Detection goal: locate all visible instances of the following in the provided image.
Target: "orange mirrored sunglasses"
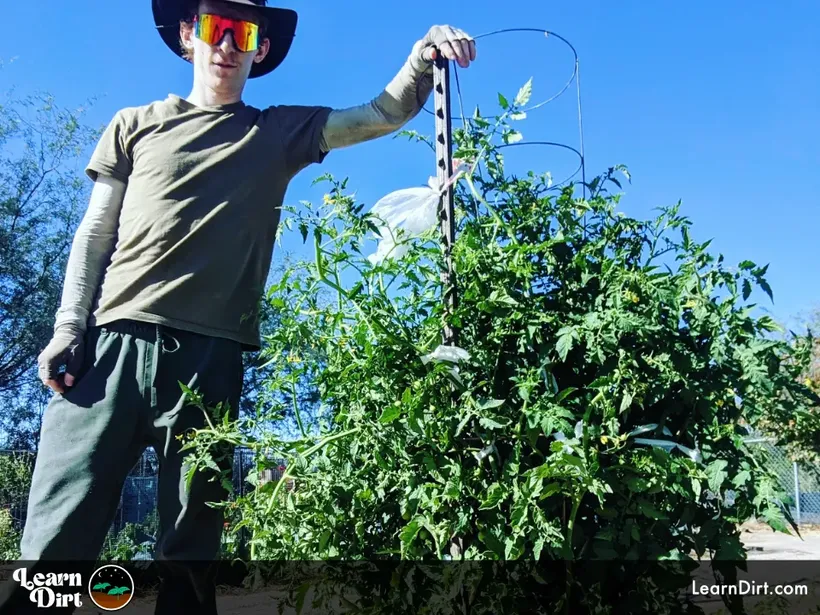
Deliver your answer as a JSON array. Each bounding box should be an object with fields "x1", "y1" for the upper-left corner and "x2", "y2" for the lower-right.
[{"x1": 194, "y1": 13, "x2": 260, "y2": 52}]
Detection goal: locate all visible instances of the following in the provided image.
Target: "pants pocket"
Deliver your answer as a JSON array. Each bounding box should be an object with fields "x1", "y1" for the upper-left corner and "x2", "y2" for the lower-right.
[
  {"x1": 72, "y1": 327, "x2": 102, "y2": 385},
  {"x1": 62, "y1": 327, "x2": 110, "y2": 402}
]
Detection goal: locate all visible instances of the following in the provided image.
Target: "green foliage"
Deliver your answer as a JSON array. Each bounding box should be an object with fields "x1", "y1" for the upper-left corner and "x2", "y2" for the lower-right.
[
  {"x1": 0, "y1": 453, "x2": 32, "y2": 559},
  {"x1": 0, "y1": 508, "x2": 21, "y2": 559},
  {"x1": 100, "y1": 510, "x2": 158, "y2": 561},
  {"x1": 755, "y1": 307, "x2": 820, "y2": 466},
  {"x1": 182, "y1": 83, "x2": 817, "y2": 613},
  {"x1": 238, "y1": 269, "x2": 327, "y2": 434},
  {"x1": 99, "y1": 523, "x2": 153, "y2": 561},
  {"x1": 0, "y1": 87, "x2": 103, "y2": 447},
  {"x1": 0, "y1": 452, "x2": 33, "y2": 505}
]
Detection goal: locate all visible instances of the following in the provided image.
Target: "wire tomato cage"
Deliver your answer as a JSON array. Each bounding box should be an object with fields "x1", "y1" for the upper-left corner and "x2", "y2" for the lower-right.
[
  {"x1": 420, "y1": 28, "x2": 585, "y2": 190},
  {"x1": 420, "y1": 28, "x2": 586, "y2": 348}
]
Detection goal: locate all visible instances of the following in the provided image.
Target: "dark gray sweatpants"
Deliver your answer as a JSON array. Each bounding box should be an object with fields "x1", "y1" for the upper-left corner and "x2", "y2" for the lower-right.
[{"x1": 0, "y1": 318, "x2": 244, "y2": 614}]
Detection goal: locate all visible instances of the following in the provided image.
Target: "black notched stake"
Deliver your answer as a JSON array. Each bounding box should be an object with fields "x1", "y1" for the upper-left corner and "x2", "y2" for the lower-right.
[
  {"x1": 433, "y1": 54, "x2": 466, "y2": 562},
  {"x1": 433, "y1": 55, "x2": 458, "y2": 348}
]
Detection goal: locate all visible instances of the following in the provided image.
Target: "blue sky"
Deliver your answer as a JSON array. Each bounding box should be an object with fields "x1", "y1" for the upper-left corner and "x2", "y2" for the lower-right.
[{"x1": 2, "y1": 0, "x2": 818, "y2": 329}]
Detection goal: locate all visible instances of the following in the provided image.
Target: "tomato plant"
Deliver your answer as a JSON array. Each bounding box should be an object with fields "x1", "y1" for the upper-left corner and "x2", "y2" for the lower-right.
[{"x1": 181, "y1": 83, "x2": 817, "y2": 614}]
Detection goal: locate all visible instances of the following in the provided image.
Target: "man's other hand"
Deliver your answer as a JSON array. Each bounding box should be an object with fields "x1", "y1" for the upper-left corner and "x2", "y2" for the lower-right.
[{"x1": 38, "y1": 329, "x2": 85, "y2": 394}]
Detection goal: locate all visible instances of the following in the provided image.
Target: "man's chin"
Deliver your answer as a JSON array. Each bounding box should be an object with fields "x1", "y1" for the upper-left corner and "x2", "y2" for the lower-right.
[{"x1": 202, "y1": 72, "x2": 242, "y2": 88}]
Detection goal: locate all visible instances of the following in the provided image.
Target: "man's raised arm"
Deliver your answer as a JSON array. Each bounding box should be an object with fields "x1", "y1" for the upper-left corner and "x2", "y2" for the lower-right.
[{"x1": 319, "y1": 25, "x2": 477, "y2": 153}]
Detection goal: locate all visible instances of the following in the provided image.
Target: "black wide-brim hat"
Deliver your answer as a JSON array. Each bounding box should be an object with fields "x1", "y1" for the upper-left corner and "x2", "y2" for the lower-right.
[{"x1": 152, "y1": 0, "x2": 297, "y2": 78}]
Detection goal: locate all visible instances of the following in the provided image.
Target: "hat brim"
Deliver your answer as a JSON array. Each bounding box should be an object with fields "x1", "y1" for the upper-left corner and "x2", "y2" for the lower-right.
[{"x1": 152, "y1": 0, "x2": 297, "y2": 78}]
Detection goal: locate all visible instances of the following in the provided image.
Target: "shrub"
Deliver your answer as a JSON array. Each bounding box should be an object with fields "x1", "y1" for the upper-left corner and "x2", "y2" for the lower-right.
[
  {"x1": 755, "y1": 309, "x2": 820, "y2": 466},
  {"x1": 181, "y1": 83, "x2": 817, "y2": 613},
  {"x1": 100, "y1": 510, "x2": 158, "y2": 561},
  {"x1": 0, "y1": 508, "x2": 21, "y2": 560},
  {"x1": 0, "y1": 452, "x2": 33, "y2": 510}
]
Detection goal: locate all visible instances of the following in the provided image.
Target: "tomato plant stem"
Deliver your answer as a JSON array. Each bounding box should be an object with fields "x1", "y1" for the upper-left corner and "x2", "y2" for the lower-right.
[
  {"x1": 291, "y1": 373, "x2": 306, "y2": 438},
  {"x1": 251, "y1": 427, "x2": 362, "y2": 559},
  {"x1": 565, "y1": 494, "x2": 582, "y2": 615}
]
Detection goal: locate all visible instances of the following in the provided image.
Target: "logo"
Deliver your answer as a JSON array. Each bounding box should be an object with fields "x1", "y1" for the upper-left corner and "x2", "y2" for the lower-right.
[
  {"x1": 88, "y1": 564, "x2": 135, "y2": 611},
  {"x1": 12, "y1": 568, "x2": 84, "y2": 609}
]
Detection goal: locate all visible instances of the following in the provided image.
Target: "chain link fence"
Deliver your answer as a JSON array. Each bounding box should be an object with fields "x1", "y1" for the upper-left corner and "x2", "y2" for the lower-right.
[
  {"x1": 109, "y1": 447, "x2": 282, "y2": 534},
  {"x1": 744, "y1": 437, "x2": 820, "y2": 525},
  {"x1": 0, "y1": 447, "x2": 285, "y2": 550}
]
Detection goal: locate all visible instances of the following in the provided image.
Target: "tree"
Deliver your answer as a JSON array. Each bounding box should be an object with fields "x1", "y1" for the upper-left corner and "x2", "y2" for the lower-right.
[
  {"x1": 756, "y1": 305, "x2": 820, "y2": 466},
  {"x1": 182, "y1": 83, "x2": 817, "y2": 613},
  {"x1": 796, "y1": 306, "x2": 820, "y2": 385},
  {"x1": 0, "y1": 85, "x2": 103, "y2": 449}
]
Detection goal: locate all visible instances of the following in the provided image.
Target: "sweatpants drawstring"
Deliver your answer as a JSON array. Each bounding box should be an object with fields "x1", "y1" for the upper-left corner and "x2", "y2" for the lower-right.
[{"x1": 150, "y1": 324, "x2": 181, "y2": 408}]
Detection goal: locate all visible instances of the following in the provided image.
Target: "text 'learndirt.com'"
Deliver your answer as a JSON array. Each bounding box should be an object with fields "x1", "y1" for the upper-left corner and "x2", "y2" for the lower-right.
[{"x1": 691, "y1": 579, "x2": 809, "y2": 597}]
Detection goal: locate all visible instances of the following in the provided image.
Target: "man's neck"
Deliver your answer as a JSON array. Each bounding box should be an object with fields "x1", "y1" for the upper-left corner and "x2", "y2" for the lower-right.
[{"x1": 185, "y1": 83, "x2": 244, "y2": 108}]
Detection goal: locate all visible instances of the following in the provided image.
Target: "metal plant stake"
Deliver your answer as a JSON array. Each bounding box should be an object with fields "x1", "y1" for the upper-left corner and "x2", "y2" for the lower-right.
[
  {"x1": 432, "y1": 53, "x2": 468, "y2": 562},
  {"x1": 432, "y1": 55, "x2": 458, "y2": 348}
]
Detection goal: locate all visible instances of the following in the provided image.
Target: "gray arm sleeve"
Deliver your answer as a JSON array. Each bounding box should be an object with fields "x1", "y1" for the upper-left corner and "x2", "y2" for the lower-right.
[
  {"x1": 320, "y1": 41, "x2": 435, "y2": 152},
  {"x1": 53, "y1": 175, "x2": 126, "y2": 334}
]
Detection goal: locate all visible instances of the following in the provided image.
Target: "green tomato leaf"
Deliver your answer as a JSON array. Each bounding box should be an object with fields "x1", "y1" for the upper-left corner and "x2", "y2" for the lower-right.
[
  {"x1": 479, "y1": 416, "x2": 510, "y2": 429},
  {"x1": 478, "y1": 528, "x2": 505, "y2": 557},
  {"x1": 504, "y1": 131, "x2": 524, "y2": 144},
  {"x1": 511, "y1": 497, "x2": 529, "y2": 530},
  {"x1": 480, "y1": 482, "x2": 508, "y2": 510},
  {"x1": 705, "y1": 459, "x2": 729, "y2": 493},
  {"x1": 692, "y1": 478, "x2": 702, "y2": 500},
  {"x1": 378, "y1": 404, "x2": 401, "y2": 424},
  {"x1": 620, "y1": 391, "x2": 634, "y2": 413},
  {"x1": 742, "y1": 278, "x2": 752, "y2": 301},
  {"x1": 477, "y1": 398, "x2": 506, "y2": 410},
  {"x1": 556, "y1": 326, "x2": 578, "y2": 361},
  {"x1": 514, "y1": 77, "x2": 533, "y2": 107},
  {"x1": 637, "y1": 499, "x2": 667, "y2": 520},
  {"x1": 400, "y1": 520, "x2": 422, "y2": 546},
  {"x1": 761, "y1": 503, "x2": 790, "y2": 534}
]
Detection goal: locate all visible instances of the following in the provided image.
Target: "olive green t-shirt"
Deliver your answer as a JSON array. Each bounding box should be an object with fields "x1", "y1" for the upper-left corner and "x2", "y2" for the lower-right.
[{"x1": 84, "y1": 93, "x2": 332, "y2": 351}]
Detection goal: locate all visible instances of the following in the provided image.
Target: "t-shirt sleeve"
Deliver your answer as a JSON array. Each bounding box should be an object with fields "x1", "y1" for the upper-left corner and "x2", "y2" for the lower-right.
[
  {"x1": 272, "y1": 105, "x2": 334, "y2": 177},
  {"x1": 85, "y1": 110, "x2": 133, "y2": 183}
]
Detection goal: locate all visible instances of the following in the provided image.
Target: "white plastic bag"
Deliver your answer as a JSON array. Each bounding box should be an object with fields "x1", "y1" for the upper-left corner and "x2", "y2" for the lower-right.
[
  {"x1": 420, "y1": 343, "x2": 471, "y2": 385},
  {"x1": 367, "y1": 162, "x2": 471, "y2": 265},
  {"x1": 367, "y1": 177, "x2": 440, "y2": 265},
  {"x1": 420, "y1": 344, "x2": 471, "y2": 364}
]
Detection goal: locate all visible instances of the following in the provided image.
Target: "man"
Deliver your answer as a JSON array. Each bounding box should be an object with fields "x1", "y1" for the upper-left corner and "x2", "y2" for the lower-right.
[{"x1": 0, "y1": 0, "x2": 475, "y2": 613}]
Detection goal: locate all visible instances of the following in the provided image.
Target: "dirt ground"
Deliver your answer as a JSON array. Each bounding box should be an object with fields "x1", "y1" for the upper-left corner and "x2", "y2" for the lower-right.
[
  {"x1": 70, "y1": 525, "x2": 820, "y2": 614},
  {"x1": 741, "y1": 521, "x2": 820, "y2": 560}
]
